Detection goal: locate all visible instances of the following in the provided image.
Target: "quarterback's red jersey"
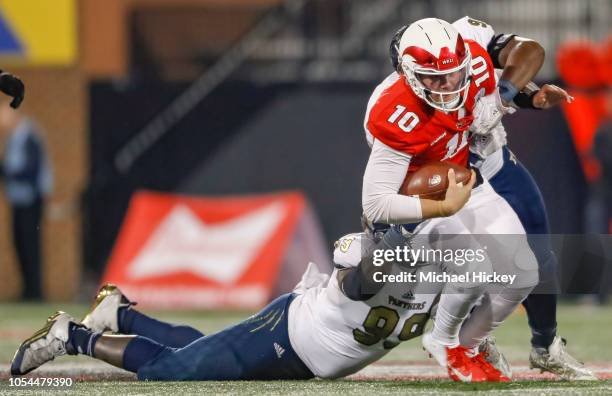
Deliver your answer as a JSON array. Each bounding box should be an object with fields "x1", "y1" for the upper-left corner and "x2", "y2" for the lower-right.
[{"x1": 365, "y1": 40, "x2": 496, "y2": 172}]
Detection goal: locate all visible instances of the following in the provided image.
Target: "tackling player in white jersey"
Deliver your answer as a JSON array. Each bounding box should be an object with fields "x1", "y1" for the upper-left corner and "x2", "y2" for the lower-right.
[{"x1": 15, "y1": 223, "x2": 512, "y2": 381}]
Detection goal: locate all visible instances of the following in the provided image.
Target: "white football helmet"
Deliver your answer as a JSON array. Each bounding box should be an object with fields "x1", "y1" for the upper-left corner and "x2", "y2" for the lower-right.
[{"x1": 395, "y1": 18, "x2": 472, "y2": 112}]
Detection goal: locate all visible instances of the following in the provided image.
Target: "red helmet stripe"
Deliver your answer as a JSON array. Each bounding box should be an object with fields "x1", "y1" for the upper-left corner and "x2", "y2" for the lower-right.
[
  {"x1": 403, "y1": 35, "x2": 468, "y2": 71},
  {"x1": 403, "y1": 46, "x2": 437, "y2": 69}
]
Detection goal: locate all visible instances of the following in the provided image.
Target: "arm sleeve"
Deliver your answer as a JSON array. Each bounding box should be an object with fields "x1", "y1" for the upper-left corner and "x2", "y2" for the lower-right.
[{"x1": 362, "y1": 139, "x2": 422, "y2": 224}]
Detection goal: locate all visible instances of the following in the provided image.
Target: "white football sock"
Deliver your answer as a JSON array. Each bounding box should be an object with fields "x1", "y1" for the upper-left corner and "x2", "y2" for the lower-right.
[
  {"x1": 431, "y1": 288, "x2": 483, "y2": 347},
  {"x1": 458, "y1": 286, "x2": 533, "y2": 350}
]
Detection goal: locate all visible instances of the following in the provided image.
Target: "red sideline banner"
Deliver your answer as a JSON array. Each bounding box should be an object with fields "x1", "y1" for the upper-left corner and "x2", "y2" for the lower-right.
[{"x1": 102, "y1": 191, "x2": 330, "y2": 309}]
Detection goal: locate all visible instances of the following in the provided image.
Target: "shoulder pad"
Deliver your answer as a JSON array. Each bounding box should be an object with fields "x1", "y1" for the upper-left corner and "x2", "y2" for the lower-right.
[{"x1": 452, "y1": 16, "x2": 495, "y2": 50}]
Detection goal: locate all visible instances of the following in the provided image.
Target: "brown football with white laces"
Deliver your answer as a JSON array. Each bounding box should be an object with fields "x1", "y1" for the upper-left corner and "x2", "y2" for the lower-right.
[{"x1": 400, "y1": 162, "x2": 472, "y2": 200}]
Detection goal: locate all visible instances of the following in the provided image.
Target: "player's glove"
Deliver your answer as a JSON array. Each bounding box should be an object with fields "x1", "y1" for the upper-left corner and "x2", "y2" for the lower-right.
[
  {"x1": 470, "y1": 90, "x2": 515, "y2": 136},
  {"x1": 0, "y1": 72, "x2": 25, "y2": 108}
]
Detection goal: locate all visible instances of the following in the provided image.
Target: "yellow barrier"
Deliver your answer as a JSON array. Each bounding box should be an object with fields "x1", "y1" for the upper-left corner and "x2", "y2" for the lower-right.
[{"x1": 0, "y1": 0, "x2": 77, "y2": 66}]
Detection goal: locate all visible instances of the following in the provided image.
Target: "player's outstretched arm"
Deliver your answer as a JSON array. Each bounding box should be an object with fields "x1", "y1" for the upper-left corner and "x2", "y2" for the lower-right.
[
  {"x1": 494, "y1": 36, "x2": 545, "y2": 102},
  {"x1": 492, "y1": 36, "x2": 574, "y2": 111}
]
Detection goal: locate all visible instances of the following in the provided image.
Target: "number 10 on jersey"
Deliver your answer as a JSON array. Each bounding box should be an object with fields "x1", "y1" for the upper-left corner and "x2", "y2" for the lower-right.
[{"x1": 388, "y1": 105, "x2": 420, "y2": 133}]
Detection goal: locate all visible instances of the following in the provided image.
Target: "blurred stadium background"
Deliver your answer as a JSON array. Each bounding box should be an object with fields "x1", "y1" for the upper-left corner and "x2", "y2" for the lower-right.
[
  {"x1": 0, "y1": 0, "x2": 610, "y2": 392},
  {"x1": 0, "y1": 2, "x2": 610, "y2": 388}
]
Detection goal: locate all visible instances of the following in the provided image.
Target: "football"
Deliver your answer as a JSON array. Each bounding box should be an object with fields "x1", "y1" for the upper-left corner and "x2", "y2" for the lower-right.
[{"x1": 400, "y1": 162, "x2": 472, "y2": 200}]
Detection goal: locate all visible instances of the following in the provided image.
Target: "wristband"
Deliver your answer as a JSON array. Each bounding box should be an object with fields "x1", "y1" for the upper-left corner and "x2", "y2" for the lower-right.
[
  {"x1": 498, "y1": 79, "x2": 519, "y2": 103},
  {"x1": 513, "y1": 90, "x2": 541, "y2": 109}
]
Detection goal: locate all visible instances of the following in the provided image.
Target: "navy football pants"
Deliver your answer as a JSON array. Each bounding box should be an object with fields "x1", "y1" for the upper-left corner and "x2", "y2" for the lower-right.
[
  {"x1": 134, "y1": 293, "x2": 314, "y2": 381},
  {"x1": 485, "y1": 147, "x2": 558, "y2": 348}
]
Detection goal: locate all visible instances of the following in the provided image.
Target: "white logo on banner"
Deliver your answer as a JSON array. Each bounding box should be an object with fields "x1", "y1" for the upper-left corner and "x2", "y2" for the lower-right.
[{"x1": 127, "y1": 201, "x2": 286, "y2": 283}]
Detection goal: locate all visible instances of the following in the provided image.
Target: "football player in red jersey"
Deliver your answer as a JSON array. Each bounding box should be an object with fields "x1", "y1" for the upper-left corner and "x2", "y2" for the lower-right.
[
  {"x1": 361, "y1": 18, "x2": 542, "y2": 382},
  {"x1": 382, "y1": 17, "x2": 594, "y2": 382}
]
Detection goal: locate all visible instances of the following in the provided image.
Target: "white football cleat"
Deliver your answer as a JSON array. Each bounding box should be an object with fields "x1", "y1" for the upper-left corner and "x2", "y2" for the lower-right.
[
  {"x1": 422, "y1": 332, "x2": 448, "y2": 366},
  {"x1": 478, "y1": 336, "x2": 512, "y2": 379},
  {"x1": 11, "y1": 311, "x2": 74, "y2": 375},
  {"x1": 82, "y1": 284, "x2": 134, "y2": 333},
  {"x1": 529, "y1": 336, "x2": 598, "y2": 381}
]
